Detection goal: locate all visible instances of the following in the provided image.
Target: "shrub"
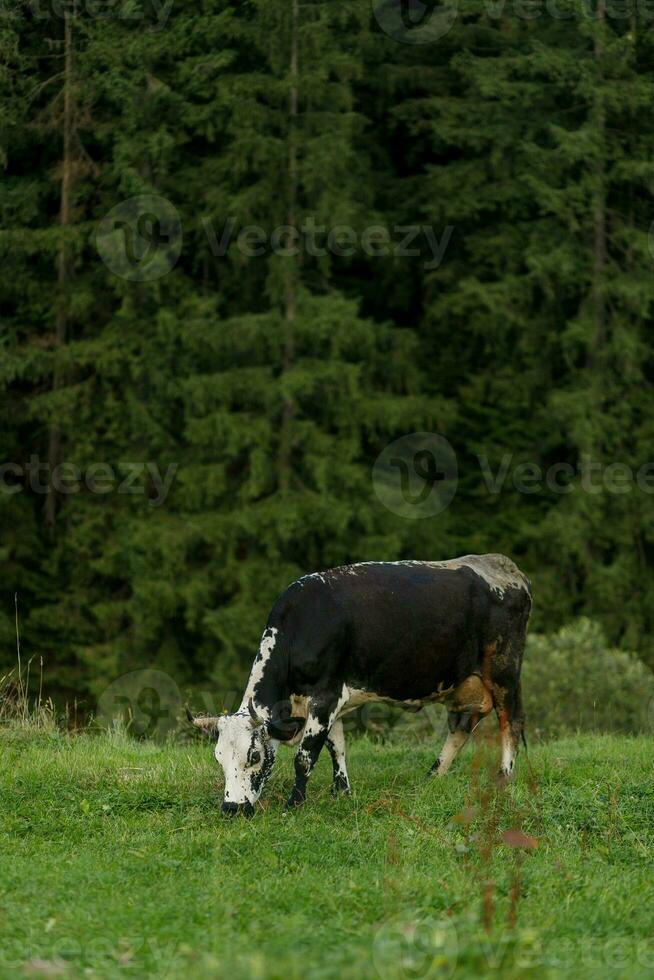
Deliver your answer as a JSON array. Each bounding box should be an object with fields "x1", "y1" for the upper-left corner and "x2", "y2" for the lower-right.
[{"x1": 522, "y1": 619, "x2": 654, "y2": 738}]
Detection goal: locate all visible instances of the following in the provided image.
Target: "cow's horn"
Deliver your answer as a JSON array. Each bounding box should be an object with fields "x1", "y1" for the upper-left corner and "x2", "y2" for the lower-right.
[
  {"x1": 248, "y1": 698, "x2": 264, "y2": 728},
  {"x1": 188, "y1": 712, "x2": 221, "y2": 737}
]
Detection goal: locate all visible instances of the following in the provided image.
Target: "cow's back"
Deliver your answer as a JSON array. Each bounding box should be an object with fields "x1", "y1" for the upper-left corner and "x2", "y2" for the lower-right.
[{"x1": 268, "y1": 556, "x2": 531, "y2": 703}]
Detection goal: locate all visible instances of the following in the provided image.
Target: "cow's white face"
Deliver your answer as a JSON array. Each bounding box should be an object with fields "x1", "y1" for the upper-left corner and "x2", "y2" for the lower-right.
[{"x1": 214, "y1": 712, "x2": 278, "y2": 816}]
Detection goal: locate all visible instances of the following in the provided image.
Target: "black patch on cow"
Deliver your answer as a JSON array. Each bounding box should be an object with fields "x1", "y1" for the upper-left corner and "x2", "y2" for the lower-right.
[
  {"x1": 264, "y1": 561, "x2": 531, "y2": 708},
  {"x1": 249, "y1": 736, "x2": 276, "y2": 798}
]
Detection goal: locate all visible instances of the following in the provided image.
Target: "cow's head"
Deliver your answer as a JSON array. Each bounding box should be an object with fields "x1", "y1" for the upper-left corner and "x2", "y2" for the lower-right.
[{"x1": 188, "y1": 700, "x2": 304, "y2": 816}]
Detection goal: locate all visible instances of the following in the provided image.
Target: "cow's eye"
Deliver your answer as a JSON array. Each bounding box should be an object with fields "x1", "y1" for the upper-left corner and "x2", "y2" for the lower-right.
[{"x1": 249, "y1": 750, "x2": 261, "y2": 766}]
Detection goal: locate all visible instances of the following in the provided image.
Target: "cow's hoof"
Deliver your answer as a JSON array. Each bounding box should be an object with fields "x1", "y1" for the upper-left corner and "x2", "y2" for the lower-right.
[
  {"x1": 221, "y1": 801, "x2": 254, "y2": 818},
  {"x1": 428, "y1": 755, "x2": 443, "y2": 777},
  {"x1": 331, "y1": 777, "x2": 351, "y2": 797},
  {"x1": 285, "y1": 789, "x2": 306, "y2": 810}
]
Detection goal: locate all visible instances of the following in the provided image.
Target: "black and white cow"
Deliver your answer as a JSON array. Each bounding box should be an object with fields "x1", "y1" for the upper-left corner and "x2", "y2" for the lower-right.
[{"x1": 189, "y1": 554, "x2": 532, "y2": 815}]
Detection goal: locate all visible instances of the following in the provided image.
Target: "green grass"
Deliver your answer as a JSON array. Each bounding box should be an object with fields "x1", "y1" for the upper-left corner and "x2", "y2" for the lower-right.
[{"x1": 0, "y1": 729, "x2": 652, "y2": 979}]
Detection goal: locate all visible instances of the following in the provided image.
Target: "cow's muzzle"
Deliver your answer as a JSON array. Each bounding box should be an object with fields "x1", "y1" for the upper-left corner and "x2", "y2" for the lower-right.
[{"x1": 221, "y1": 801, "x2": 254, "y2": 818}]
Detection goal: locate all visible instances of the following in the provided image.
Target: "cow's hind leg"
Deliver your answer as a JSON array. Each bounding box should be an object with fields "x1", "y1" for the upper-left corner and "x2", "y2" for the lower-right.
[
  {"x1": 495, "y1": 680, "x2": 525, "y2": 779},
  {"x1": 490, "y1": 599, "x2": 529, "y2": 779},
  {"x1": 428, "y1": 710, "x2": 475, "y2": 776},
  {"x1": 326, "y1": 718, "x2": 350, "y2": 795}
]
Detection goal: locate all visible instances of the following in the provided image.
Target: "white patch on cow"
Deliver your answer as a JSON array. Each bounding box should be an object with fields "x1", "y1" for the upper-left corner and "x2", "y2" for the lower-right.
[
  {"x1": 214, "y1": 711, "x2": 278, "y2": 806},
  {"x1": 326, "y1": 718, "x2": 350, "y2": 790},
  {"x1": 297, "y1": 571, "x2": 328, "y2": 586},
  {"x1": 302, "y1": 713, "x2": 325, "y2": 739},
  {"x1": 425, "y1": 554, "x2": 530, "y2": 599},
  {"x1": 499, "y1": 726, "x2": 517, "y2": 777},
  {"x1": 240, "y1": 626, "x2": 278, "y2": 720}
]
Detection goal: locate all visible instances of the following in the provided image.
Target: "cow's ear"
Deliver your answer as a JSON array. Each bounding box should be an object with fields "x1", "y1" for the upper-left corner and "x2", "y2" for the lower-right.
[
  {"x1": 266, "y1": 716, "x2": 305, "y2": 743},
  {"x1": 186, "y1": 708, "x2": 220, "y2": 739}
]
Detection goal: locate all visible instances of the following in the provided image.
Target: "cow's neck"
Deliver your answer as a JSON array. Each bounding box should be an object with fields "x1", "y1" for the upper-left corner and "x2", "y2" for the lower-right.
[{"x1": 240, "y1": 626, "x2": 288, "y2": 721}]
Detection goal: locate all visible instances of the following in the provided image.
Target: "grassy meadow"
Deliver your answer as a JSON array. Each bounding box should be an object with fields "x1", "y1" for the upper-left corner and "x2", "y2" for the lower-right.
[{"x1": 1, "y1": 727, "x2": 652, "y2": 979}]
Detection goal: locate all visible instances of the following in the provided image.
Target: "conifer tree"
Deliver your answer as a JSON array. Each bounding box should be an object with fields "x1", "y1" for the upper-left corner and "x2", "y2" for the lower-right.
[
  {"x1": 3, "y1": 1, "x2": 654, "y2": 705},
  {"x1": 391, "y1": 7, "x2": 654, "y2": 660},
  {"x1": 165, "y1": 0, "x2": 435, "y2": 690}
]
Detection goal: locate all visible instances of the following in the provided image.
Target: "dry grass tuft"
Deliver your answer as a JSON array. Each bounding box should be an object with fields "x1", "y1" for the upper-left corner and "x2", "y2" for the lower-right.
[{"x1": 0, "y1": 594, "x2": 57, "y2": 730}]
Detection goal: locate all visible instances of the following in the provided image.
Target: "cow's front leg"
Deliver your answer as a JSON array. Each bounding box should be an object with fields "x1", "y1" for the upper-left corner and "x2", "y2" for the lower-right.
[
  {"x1": 326, "y1": 718, "x2": 350, "y2": 795},
  {"x1": 286, "y1": 720, "x2": 329, "y2": 809},
  {"x1": 286, "y1": 695, "x2": 347, "y2": 809}
]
